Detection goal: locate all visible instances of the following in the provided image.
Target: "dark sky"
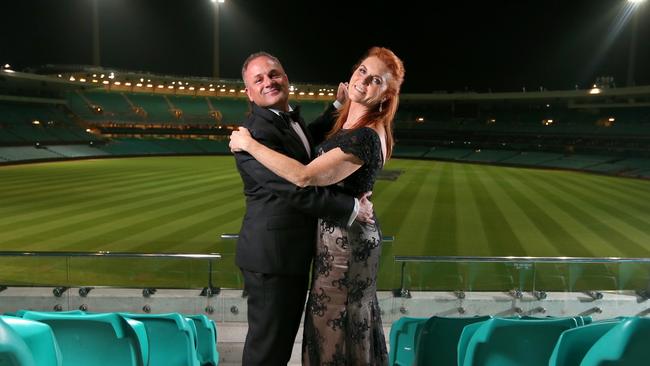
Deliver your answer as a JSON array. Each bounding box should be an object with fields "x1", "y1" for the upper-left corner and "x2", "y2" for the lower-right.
[{"x1": 2, "y1": 0, "x2": 649, "y2": 93}]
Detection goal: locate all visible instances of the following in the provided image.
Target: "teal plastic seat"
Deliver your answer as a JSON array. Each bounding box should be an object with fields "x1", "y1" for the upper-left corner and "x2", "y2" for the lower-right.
[
  {"x1": 22, "y1": 311, "x2": 146, "y2": 366},
  {"x1": 388, "y1": 317, "x2": 428, "y2": 366},
  {"x1": 457, "y1": 321, "x2": 488, "y2": 366},
  {"x1": 122, "y1": 318, "x2": 149, "y2": 366},
  {"x1": 10, "y1": 310, "x2": 86, "y2": 318},
  {"x1": 121, "y1": 313, "x2": 200, "y2": 366},
  {"x1": 581, "y1": 317, "x2": 650, "y2": 366},
  {"x1": 549, "y1": 320, "x2": 620, "y2": 366},
  {"x1": 186, "y1": 317, "x2": 199, "y2": 349},
  {"x1": 1, "y1": 316, "x2": 62, "y2": 366},
  {"x1": 580, "y1": 316, "x2": 593, "y2": 325},
  {"x1": 414, "y1": 316, "x2": 491, "y2": 366},
  {"x1": 0, "y1": 317, "x2": 38, "y2": 366},
  {"x1": 511, "y1": 316, "x2": 591, "y2": 326},
  {"x1": 187, "y1": 315, "x2": 219, "y2": 366},
  {"x1": 460, "y1": 317, "x2": 578, "y2": 366}
]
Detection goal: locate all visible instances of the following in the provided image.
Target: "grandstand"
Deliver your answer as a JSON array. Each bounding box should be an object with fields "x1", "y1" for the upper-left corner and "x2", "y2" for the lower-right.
[{"x1": 2, "y1": 65, "x2": 650, "y2": 365}]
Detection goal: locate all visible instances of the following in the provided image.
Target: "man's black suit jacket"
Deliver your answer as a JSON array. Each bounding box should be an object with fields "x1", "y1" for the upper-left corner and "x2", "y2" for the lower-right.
[{"x1": 234, "y1": 103, "x2": 355, "y2": 275}]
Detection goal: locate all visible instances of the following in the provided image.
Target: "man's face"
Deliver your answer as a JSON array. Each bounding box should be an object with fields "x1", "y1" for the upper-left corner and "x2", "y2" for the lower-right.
[{"x1": 243, "y1": 56, "x2": 290, "y2": 111}]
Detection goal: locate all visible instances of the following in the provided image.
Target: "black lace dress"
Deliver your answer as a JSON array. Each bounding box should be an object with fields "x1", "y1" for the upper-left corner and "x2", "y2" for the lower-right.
[{"x1": 302, "y1": 127, "x2": 388, "y2": 366}]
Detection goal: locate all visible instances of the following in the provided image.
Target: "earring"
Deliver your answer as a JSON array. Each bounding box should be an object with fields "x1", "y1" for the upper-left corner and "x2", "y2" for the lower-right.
[{"x1": 379, "y1": 102, "x2": 383, "y2": 113}]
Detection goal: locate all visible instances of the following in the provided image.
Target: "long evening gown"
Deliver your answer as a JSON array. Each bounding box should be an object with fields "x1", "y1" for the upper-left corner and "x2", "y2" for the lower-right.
[{"x1": 302, "y1": 127, "x2": 388, "y2": 365}]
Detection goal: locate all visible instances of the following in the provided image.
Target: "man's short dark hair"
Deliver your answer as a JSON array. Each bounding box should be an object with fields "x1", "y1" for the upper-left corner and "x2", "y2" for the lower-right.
[{"x1": 241, "y1": 51, "x2": 282, "y2": 81}]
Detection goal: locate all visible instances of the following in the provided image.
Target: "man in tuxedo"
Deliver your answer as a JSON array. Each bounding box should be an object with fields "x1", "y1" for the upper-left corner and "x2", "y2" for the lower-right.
[{"x1": 233, "y1": 52, "x2": 374, "y2": 365}]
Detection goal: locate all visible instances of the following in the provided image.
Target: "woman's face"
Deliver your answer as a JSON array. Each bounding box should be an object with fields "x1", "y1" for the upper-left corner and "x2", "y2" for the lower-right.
[{"x1": 348, "y1": 56, "x2": 391, "y2": 108}]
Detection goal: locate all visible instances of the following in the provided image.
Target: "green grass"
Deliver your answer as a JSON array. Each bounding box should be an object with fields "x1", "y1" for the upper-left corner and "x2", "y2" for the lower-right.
[{"x1": 1, "y1": 156, "x2": 649, "y2": 291}]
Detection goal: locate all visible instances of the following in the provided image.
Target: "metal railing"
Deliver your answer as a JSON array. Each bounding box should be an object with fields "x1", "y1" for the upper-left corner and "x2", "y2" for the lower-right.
[
  {"x1": 394, "y1": 256, "x2": 650, "y2": 263},
  {"x1": 0, "y1": 251, "x2": 222, "y2": 296},
  {"x1": 220, "y1": 234, "x2": 396, "y2": 242},
  {"x1": 392, "y1": 255, "x2": 650, "y2": 298}
]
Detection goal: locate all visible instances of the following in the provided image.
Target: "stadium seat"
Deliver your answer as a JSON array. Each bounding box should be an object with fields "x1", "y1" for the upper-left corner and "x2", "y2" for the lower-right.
[
  {"x1": 516, "y1": 315, "x2": 591, "y2": 326},
  {"x1": 121, "y1": 313, "x2": 200, "y2": 366},
  {"x1": 21, "y1": 311, "x2": 147, "y2": 366},
  {"x1": 548, "y1": 319, "x2": 621, "y2": 366},
  {"x1": 457, "y1": 321, "x2": 487, "y2": 366},
  {"x1": 459, "y1": 317, "x2": 578, "y2": 366},
  {"x1": 0, "y1": 317, "x2": 39, "y2": 366},
  {"x1": 581, "y1": 317, "x2": 650, "y2": 366},
  {"x1": 186, "y1": 314, "x2": 219, "y2": 366},
  {"x1": 1, "y1": 316, "x2": 62, "y2": 366},
  {"x1": 414, "y1": 315, "x2": 491, "y2": 366},
  {"x1": 9, "y1": 310, "x2": 86, "y2": 318},
  {"x1": 388, "y1": 316, "x2": 428, "y2": 366},
  {"x1": 122, "y1": 318, "x2": 149, "y2": 366}
]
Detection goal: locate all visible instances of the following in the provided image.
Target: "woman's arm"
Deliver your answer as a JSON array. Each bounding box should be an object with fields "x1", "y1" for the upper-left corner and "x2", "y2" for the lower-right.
[{"x1": 230, "y1": 127, "x2": 363, "y2": 187}]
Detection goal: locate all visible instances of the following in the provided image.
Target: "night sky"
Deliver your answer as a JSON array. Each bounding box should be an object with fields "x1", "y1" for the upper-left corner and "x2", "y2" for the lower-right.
[{"x1": 2, "y1": 0, "x2": 649, "y2": 93}]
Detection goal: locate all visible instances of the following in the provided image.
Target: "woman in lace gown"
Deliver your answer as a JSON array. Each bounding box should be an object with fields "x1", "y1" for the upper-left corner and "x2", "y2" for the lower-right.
[{"x1": 230, "y1": 47, "x2": 404, "y2": 365}]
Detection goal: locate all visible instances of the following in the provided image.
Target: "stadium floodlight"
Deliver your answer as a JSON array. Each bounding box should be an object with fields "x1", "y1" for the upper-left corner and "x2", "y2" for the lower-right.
[
  {"x1": 627, "y1": 0, "x2": 645, "y2": 86},
  {"x1": 92, "y1": 0, "x2": 100, "y2": 66},
  {"x1": 210, "y1": 0, "x2": 225, "y2": 78}
]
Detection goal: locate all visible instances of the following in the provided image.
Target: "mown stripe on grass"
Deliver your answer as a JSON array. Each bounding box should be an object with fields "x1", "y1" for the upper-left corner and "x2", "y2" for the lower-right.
[
  {"x1": 478, "y1": 166, "x2": 560, "y2": 256},
  {"x1": 0, "y1": 168, "x2": 134, "y2": 189},
  {"x1": 109, "y1": 203, "x2": 246, "y2": 284},
  {"x1": 391, "y1": 161, "x2": 442, "y2": 255},
  {"x1": 0, "y1": 171, "x2": 238, "y2": 233},
  {"x1": 507, "y1": 168, "x2": 610, "y2": 254},
  {"x1": 525, "y1": 170, "x2": 650, "y2": 256},
  {"x1": 2, "y1": 177, "x2": 242, "y2": 247},
  {"x1": 509, "y1": 169, "x2": 628, "y2": 256},
  {"x1": 0, "y1": 157, "x2": 233, "y2": 195},
  {"x1": 552, "y1": 172, "x2": 650, "y2": 230},
  {"x1": 558, "y1": 172, "x2": 650, "y2": 222},
  {"x1": 0, "y1": 157, "x2": 221, "y2": 195},
  {"x1": 424, "y1": 162, "x2": 458, "y2": 255},
  {"x1": 126, "y1": 201, "x2": 245, "y2": 253},
  {"x1": 379, "y1": 160, "x2": 431, "y2": 242},
  {"x1": 464, "y1": 164, "x2": 525, "y2": 256},
  {"x1": 0, "y1": 169, "x2": 166, "y2": 205},
  {"x1": 374, "y1": 160, "x2": 421, "y2": 233},
  {"x1": 569, "y1": 170, "x2": 650, "y2": 199},
  {"x1": 0, "y1": 157, "x2": 227, "y2": 206},
  {"x1": 494, "y1": 167, "x2": 588, "y2": 256},
  {"x1": 60, "y1": 185, "x2": 243, "y2": 250},
  {"x1": 0, "y1": 167, "x2": 215, "y2": 218},
  {"x1": 454, "y1": 164, "x2": 490, "y2": 256}
]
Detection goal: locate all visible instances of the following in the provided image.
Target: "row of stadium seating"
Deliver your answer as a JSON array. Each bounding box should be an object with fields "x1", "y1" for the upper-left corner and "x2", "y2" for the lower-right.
[
  {"x1": 3, "y1": 97, "x2": 650, "y2": 180},
  {"x1": 394, "y1": 105, "x2": 650, "y2": 160},
  {"x1": 389, "y1": 315, "x2": 648, "y2": 366},
  {"x1": 66, "y1": 91, "x2": 333, "y2": 126},
  {"x1": 391, "y1": 146, "x2": 650, "y2": 178},
  {"x1": 0, "y1": 139, "x2": 230, "y2": 162},
  {"x1": 0, "y1": 311, "x2": 218, "y2": 366},
  {"x1": 0, "y1": 102, "x2": 98, "y2": 144},
  {"x1": 396, "y1": 105, "x2": 650, "y2": 134},
  {"x1": 396, "y1": 119, "x2": 650, "y2": 137},
  {"x1": 2, "y1": 140, "x2": 649, "y2": 180}
]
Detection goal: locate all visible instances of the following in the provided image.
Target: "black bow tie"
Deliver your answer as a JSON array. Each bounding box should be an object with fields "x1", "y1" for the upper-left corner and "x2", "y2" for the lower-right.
[{"x1": 280, "y1": 106, "x2": 301, "y2": 124}]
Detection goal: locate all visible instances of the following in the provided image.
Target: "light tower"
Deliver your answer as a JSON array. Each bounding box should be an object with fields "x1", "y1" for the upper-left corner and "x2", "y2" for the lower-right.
[
  {"x1": 626, "y1": 0, "x2": 646, "y2": 87},
  {"x1": 211, "y1": 0, "x2": 225, "y2": 79},
  {"x1": 92, "y1": 0, "x2": 101, "y2": 66}
]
